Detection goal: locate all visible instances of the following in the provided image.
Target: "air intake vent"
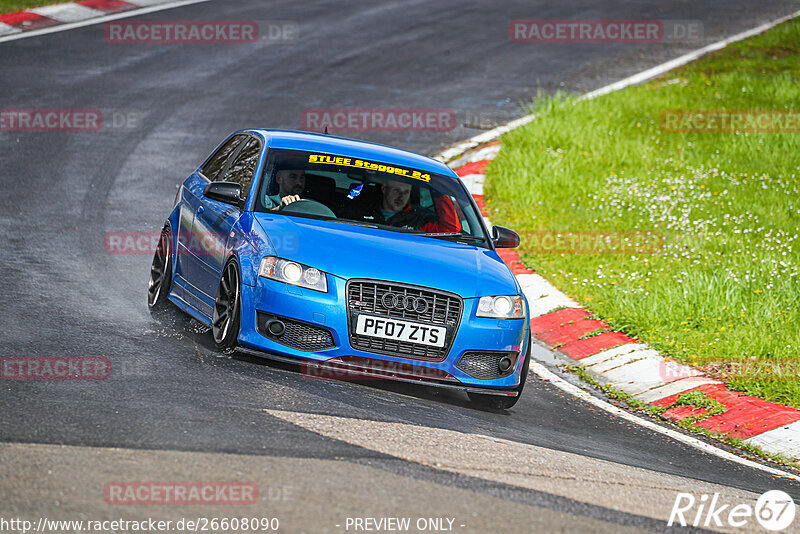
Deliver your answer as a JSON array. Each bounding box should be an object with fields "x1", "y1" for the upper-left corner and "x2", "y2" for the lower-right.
[
  {"x1": 456, "y1": 351, "x2": 517, "y2": 379},
  {"x1": 257, "y1": 312, "x2": 335, "y2": 352}
]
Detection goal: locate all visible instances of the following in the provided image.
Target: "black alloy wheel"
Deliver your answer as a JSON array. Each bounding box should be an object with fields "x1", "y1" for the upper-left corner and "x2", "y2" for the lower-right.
[
  {"x1": 147, "y1": 226, "x2": 173, "y2": 311},
  {"x1": 213, "y1": 259, "x2": 242, "y2": 350}
]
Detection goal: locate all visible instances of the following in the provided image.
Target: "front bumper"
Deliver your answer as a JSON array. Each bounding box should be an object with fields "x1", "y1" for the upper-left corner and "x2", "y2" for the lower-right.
[{"x1": 237, "y1": 275, "x2": 529, "y2": 391}]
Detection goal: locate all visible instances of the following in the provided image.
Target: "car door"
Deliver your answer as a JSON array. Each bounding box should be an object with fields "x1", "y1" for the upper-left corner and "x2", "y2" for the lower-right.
[
  {"x1": 176, "y1": 134, "x2": 245, "y2": 292},
  {"x1": 190, "y1": 135, "x2": 262, "y2": 305}
]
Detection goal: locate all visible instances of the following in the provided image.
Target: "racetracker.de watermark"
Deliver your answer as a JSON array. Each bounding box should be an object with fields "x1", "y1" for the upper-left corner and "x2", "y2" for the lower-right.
[
  {"x1": 103, "y1": 21, "x2": 298, "y2": 44},
  {"x1": 104, "y1": 231, "x2": 300, "y2": 256},
  {"x1": 510, "y1": 19, "x2": 703, "y2": 43},
  {"x1": 0, "y1": 109, "x2": 145, "y2": 133},
  {"x1": 1, "y1": 357, "x2": 111, "y2": 380},
  {"x1": 1, "y1": 109, "x2": 101, "y2": 132},
  {"x1": 301, "y1": 108, "x2": 456, "y2": 132},
  {"x1": 104, "y1": 482, "x2": 259, "y2": 505},
  {"x1": 301, "y1": 359, "x2": 454, "y2": 382},
  {"x1": 524, "y1": 230, "x2": 663, "y2": 254},
  {"x1": 660, "y1": 110, "x2": 800, "y2": 133}
]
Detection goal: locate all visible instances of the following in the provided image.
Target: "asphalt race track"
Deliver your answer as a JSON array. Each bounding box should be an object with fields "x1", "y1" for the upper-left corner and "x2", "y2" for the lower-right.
[{"x1": 2, "y1": 1, "x2": 800, "y2": 532}]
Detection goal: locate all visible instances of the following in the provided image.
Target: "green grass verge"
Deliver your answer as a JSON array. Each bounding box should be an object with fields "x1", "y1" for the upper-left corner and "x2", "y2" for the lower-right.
[
  {"x1": 0, "y1": 1, "x2": 70, "y2": 15},
  {"x1": 672, "y1": 390, "x2": 727, "y2": 423},
  {"x1": 488, "y1": 17, "x2": 800, "y2": 408}
]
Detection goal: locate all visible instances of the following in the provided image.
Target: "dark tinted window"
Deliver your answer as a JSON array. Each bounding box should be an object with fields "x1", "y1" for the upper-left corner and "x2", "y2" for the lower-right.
[
  {"x1": 254, "y1": 148, "x2": 487, "y2": 245},
  {"x1": 201, "y1": 135, "x2": 244, "y2": 181},
  {"x1": 220, "y1": 137, "x2": 261, "y2": 200}
]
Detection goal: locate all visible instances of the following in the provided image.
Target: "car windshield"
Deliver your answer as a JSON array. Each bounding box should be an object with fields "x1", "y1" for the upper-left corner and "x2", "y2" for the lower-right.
[{"x1": 254, "y1": 148, "x2": 488, "y2": 245}]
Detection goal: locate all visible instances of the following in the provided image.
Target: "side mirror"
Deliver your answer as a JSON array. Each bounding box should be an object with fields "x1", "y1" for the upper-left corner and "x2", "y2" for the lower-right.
[
  {"x1": 492, "y1": 225, "x2": 520, "y2": 249},
  {"x1": 203, "y1": 182, "x2": 242, "y2": 206}
]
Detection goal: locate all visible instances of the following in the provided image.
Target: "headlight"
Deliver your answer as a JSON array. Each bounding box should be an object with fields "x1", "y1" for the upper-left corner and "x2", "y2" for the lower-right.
[
  {"x1": 476, "y1": 295, "x2": 526, "y2": 319},
  {"x1": 259, "y1": 257, "x2": 328, "y2": 292}
]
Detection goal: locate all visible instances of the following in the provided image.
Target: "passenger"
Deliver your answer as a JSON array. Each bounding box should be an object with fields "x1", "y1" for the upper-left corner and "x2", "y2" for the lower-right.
[
  {"x1": 352, "y1": 179, "x2": 462, "y2": 233},
  {"x1": 264, "y1": 169, "x2": 306, "y2": 210}
]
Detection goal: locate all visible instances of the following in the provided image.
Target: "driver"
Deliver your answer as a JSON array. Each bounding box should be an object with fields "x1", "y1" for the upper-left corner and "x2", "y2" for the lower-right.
[
  {"x1": 263, "y1": 169, "x2": 306, "y2": 210},
  {"x1": 354, "y1": 179, "x2": 462, "y2": 233}
]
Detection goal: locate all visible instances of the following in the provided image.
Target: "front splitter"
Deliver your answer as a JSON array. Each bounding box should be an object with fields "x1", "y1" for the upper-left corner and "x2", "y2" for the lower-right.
[{"x1": 235, "y1": 346, "x2": 518, "y2": 397}]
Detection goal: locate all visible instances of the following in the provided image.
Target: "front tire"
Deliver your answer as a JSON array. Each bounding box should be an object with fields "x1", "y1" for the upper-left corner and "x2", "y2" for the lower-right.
[
  {"x1": 213, "y1": 259, "x2": 241, "y2": 351},
  {"x1": 468, "y1": 334, "x2": 531, "y2": 410},
  {"x1": 147, "y1": 225, "x2": 173, "y2": 313}
]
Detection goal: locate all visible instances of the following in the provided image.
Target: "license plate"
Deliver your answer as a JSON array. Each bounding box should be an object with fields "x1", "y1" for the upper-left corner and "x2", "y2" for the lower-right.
[{"x1": 355, "y1": 315, "x2": 446, "y2": 347}]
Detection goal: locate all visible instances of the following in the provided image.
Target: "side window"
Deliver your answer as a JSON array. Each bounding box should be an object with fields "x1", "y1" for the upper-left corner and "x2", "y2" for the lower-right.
[
  {"x1": 220, "y1": 137, "x2": 261, "y2": 201},
  {"x1": 201, "y1": 135, "x2": 244, "y2": 181}
]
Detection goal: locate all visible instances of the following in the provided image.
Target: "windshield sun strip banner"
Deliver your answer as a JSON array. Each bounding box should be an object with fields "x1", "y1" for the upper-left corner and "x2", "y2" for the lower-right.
[{"x1": 307, "y1": 154, "x2": 431, "y2": 182}]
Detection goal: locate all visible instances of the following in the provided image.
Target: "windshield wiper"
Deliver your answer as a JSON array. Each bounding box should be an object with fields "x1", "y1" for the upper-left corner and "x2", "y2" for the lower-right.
[{"x1": 419, "y1": 233, "x2": 486, "y2": 243}]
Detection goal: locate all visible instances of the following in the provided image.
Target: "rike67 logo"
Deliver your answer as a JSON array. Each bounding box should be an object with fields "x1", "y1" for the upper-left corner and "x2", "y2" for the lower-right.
[{"x1": 669, "y1": 490, "x2": 796, "y2": 530}]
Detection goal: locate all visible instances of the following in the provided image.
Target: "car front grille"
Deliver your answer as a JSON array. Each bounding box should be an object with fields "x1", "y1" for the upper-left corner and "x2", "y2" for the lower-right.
[
  {"x1": 346, "y1": 279, "x2": 462, "y2": 361},
  {"x1": 256, "y1": 312, "x2": 335, "y2": 352}
]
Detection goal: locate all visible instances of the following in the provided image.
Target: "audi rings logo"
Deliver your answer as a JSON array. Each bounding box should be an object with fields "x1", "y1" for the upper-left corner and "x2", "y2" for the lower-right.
[{"x1": 381, "y1": 293, "x2": 429, "y2": 314}]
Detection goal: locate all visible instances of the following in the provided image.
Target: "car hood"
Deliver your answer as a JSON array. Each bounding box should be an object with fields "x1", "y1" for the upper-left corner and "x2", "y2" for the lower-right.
[{"x1": 253, "y1": 214, "x2": 519, "y2": 298}]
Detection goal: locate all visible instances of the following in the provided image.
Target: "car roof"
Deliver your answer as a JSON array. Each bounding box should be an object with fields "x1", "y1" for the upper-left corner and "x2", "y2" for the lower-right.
[{"x1": 243, "y1": 129, "x2": 457, "y2": 178}]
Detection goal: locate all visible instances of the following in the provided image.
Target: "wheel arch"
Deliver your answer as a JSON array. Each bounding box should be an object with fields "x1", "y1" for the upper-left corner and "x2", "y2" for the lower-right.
[{"x1": 230, "y1": 240, "x2": 260, "y2": 288}]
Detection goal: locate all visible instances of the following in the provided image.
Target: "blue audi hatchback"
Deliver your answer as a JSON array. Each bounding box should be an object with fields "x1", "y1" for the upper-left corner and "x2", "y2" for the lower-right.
[{"x1": 148, "y1": 130, "x2": 530, "y2": 408}]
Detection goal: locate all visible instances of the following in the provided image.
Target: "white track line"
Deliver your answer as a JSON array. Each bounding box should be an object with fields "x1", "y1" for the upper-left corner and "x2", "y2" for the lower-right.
[
  {"x1": 442, "y1": 10, "x2": 800, "y2": 476},
  {"x1": 436, "y1": 9, "x2": 800, "y2": 162},
  {"x1": 0, "y1": 0, "x2": 214, "y2": 44},
  {"x1": 531, "y1": 362, "x2": 800, "y2": 481},
  {"x1": 581, "y1": 10, "x2": 800, "y2": 101}
]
